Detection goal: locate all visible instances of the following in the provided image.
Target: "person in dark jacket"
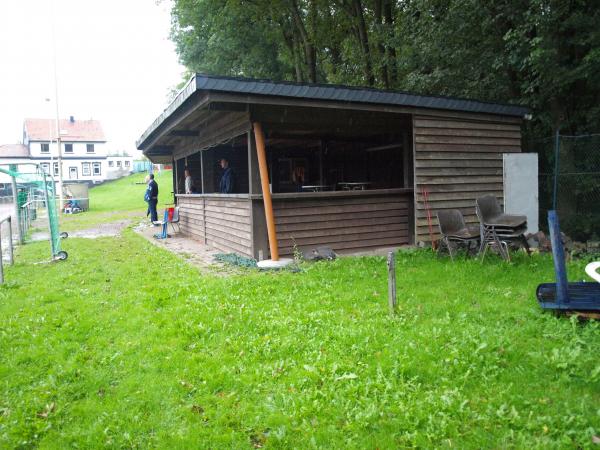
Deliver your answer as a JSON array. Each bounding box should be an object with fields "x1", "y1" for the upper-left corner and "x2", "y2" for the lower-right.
[
  {"x1": 145, "y1": 173, "x2": 159, "y2": 222},
  {"x1": 218, "y1": 158, "x2": 235, "y2": 193}
]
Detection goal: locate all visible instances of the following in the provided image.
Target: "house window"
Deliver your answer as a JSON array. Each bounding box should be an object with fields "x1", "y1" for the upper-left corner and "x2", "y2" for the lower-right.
[
  {"x1": 92, "y1": 162, "x2": 101, "y2": 176},
  {"x1": 69, "y1": 167, "x2": 78, "y2": 179},
  {"x1": 41, "y1": 143, "x2": 49, "y2": 153},
  {"x1": 117, "y1": 160, "x2": 122, "y2": 167},
  {"x1": 53, "y1": 162, "x2": 59, "y2": 176},
  {"x1": 41, "y1": 163, "x2": 50, "y2": 174},
  {"x1": 64, "y1": 143, "x2": 73, "y2": 153},
  {"x1": 108, "y1": 160, "x2": 114, "y2": 167},
  {"x1": 124, "y1": 160, "x2": 130, "y2": 168},
  {"x1": 86, "y1": 144, "x2": 94, "y2": 153},
  {"x1": 82, "y1": 162, "x2": 91, "y2": 176}
]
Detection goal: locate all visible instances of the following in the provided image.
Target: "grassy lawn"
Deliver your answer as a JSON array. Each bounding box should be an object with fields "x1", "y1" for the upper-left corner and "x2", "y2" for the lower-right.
[
  {"x1": 59, "y1": 170, "x2": 173, "y2": 232},
  {"x1": 1, "y1": 173, "x2": 599, "y2": 448}
]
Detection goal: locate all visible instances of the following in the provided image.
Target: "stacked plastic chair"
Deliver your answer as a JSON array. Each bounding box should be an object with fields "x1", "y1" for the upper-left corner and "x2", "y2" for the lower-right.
[{"x1": 476, "y1": 195, "x2": 530, "y2": 261}]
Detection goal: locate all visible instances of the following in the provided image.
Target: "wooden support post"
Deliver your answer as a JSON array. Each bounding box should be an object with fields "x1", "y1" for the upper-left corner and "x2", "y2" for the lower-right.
[
  {"x1": 253, "y1": 122, "x2": 279, "y2": 261},
  {"x1": 200, "y1": 151, "x2": 205, "y2": 194},
  {"x1": 7, "y1": 217, "x2": 13, "y2": 265},
  {"x1": 0, "y1": 232, "x2": 4, "y2": 284},
  {"x1": 172, "y1": 157, "x2": 177, "y2": 199},
  {"x1": 319, "y1": 140, "x2": 324, "y2": 187},
  {"x1": 387, "y1": 252, "x2": 397, "y2": 315},
  {"x1": 10, "y1": 173, "x2": 23, "y2": 244}
]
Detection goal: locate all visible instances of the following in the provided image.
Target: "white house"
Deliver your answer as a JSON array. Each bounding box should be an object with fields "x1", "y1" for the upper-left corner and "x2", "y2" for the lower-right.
[{"x1": 0, "y1": 117, "x2": 133, "y2": 185}]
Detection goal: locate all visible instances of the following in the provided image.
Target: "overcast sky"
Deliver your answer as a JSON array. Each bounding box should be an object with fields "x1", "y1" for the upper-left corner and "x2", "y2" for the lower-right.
[{"x1": 0, "y1": 0, "x2": 185, "y2": 154}]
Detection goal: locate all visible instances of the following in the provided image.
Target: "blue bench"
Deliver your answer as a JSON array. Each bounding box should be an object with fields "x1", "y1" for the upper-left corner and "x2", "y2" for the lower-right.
[{"x1": 536, "y1": 210, "x2": 600, "y2": 312}]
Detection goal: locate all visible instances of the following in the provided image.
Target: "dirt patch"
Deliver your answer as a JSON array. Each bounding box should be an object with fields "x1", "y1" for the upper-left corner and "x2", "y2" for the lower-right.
[{"x1": 30, "y1": 219, "x2": 132, "y2": 241}]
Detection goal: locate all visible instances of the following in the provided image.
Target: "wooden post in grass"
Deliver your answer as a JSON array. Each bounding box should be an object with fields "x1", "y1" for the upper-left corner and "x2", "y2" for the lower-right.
[
  {"x1": 0, "y1": 231, "x2": 4, "y2": 284},
  {"x1": 387, "y1": 252, "x2": 397, "y2": 315},
  {"x1": 7, "y1": 216, "x2": 13, "y2": 265}
]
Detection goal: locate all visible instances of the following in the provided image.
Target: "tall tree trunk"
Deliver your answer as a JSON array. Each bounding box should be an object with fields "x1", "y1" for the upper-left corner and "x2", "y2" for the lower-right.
[
  {"x1": 351, "y1": 0, "x2": 374, "y2": 86},
  {"x1": 374, "y1": 0, "x2": 389, "y2": 88},
  {"x1": 279, "y1": 20, "x2": 304, "y2": 82},
  {"x1": 383, "y1": 0, "x2": 397, "y2": 85},
  {"x1": 290, "y1": 0, "x2": 317, "y2": 83},
  {"x1": 323, "y1": 5, "x2": 342, "y2": 76}
]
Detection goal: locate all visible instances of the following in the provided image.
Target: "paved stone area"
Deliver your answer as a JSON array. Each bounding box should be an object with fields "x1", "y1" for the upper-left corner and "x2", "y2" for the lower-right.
[{"x1": 133, "y1": 221, "x2": 233, "y2": 275}]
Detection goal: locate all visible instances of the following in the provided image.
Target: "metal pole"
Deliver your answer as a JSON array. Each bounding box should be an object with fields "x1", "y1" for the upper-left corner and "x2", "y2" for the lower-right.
[
  {"x1": 548, "y1": 210, "x2": 568, "y2": 305},
  {"x1": 387, "y1": 252, "x2": 397, "y2": 315},
  {"x1": 10, "y1": 173, "x2": 23, "y2": 244},
  {"x1": 552, "y1": 129, "x2": 560, "y2": 211},
  {"x1": 7, "y1": 217, "x2": 13, "y2": 265},
  {"x1": 50, "y1": 0, "x2": 64, "y2": 211},
  {"x1": 42, "y1": 172, "x2": 55, "y2": 257}
]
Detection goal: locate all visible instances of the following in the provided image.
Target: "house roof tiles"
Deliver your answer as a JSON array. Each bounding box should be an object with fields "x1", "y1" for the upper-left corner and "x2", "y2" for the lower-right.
[
  {"x1": 0, "y1": 144, "x2": 30, "y2": 158},
  {"x1": 24, "y1": 118, "x2": 106, "y2": 142}
]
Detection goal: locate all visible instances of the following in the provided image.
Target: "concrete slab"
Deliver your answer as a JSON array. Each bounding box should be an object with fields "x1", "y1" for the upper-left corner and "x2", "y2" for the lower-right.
[{"x1": 257, "y1": 258, "x2": 294, "y2": 269}]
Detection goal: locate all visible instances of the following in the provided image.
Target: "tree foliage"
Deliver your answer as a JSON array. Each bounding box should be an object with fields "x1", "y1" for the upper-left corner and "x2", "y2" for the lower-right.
[{"x1": 170, "y1": 0, "x2": 600, "y2": 137}]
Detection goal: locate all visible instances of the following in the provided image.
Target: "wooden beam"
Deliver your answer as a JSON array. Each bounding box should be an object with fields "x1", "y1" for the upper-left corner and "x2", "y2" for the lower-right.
[
  {"x1": 253, "y1": 122, "x2": 279, "y2": 261},
  {"x1": 149, "y1": 145, "x2": 175, "y2": 154},
  {"x1": 210, "y1": 92, "x2": 524, "y2": 124},
  {"x1": 169, "y1": 130, "x2": 199, "y2": 137}
]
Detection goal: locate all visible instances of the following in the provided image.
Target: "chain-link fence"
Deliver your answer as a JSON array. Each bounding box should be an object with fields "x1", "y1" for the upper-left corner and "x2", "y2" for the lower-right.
[{"x1": 533, "y1": 133, "x2": 600, "y2": 242}]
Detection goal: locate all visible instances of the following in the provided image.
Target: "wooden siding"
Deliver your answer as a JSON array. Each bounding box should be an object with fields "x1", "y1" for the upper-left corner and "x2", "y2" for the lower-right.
[
  {"x1": 272, "y1": 191, "x2": 412, "y2": 255},
  {"x1": 177, "y1": 195, "x2": 253, "y2": 257},
  {"x1": 413, "y1": 115, "x2": 522, "y2": 242}
]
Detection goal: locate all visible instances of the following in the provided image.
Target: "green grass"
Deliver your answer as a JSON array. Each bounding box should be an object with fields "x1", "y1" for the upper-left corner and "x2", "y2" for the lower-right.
[
  {"x1": 0, "y1": 230, "x2": 599, "y2": 448},
  {"x1": 59, "y1": 171, "x2": 173, "y2": 231}
]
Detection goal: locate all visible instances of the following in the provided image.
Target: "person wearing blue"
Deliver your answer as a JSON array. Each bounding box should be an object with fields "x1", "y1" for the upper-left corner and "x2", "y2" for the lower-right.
[
  {"x1": 145, "y1": 173, "x2": 159, "y2": 223},
  {"x1": 218, "y1": 158, "x2": 235, "y2": 193}
]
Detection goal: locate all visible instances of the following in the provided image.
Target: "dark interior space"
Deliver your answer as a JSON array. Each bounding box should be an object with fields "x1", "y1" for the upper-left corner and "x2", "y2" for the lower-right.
[
  {"x1": 175, "y1": 133, "x2": 249, "y2": 194},
  {"x1": 256, "y1": 105, "x2": 412, "y2": 193},
  {"x1": 265, "y1": 136, "x2": 408, "y2": 193}
]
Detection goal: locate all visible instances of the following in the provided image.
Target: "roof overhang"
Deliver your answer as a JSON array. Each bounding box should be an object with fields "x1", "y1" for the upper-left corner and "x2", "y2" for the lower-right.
[{"x1": 137, "y1": 74, "x2": 530, "y2": 163}]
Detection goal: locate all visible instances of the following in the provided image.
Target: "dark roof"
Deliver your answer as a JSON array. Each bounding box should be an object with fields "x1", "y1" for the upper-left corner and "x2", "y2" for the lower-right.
[
  {"x1": 194, "y1": 74, "x2": 529, "y2": 117},
  {"x1": 138, "y1": 74, "x2": 529, "y2": 149}
]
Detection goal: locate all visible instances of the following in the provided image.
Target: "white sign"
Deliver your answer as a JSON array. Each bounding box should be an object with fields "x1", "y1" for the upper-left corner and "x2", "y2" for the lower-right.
[{"x1": 585, "y1": 262, "x2": 600, "y2": 283}]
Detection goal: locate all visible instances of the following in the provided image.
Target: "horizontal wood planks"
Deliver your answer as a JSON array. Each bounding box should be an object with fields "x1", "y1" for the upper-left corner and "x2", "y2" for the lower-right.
[
  {"x1": 177, "y1": 196, "x2": 253, "y2": 256},
  {"x1": 413, "y1": 114, "x2": 522, "y2": 242},
  {"x1": 273, "y1": 192, "x2": 412, "y2": 255}
]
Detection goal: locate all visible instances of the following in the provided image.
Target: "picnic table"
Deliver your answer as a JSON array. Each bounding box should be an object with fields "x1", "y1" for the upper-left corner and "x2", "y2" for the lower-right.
[
  {"x1": 301, "y1": 185, "x2": 329, "y2": 192},
  {"x1": 338, "y1": 182, "x2": 371, "y2": 190}
]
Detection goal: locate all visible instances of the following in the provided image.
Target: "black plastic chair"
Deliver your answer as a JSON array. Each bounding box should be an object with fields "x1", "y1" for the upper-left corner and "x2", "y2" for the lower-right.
[{"x1": 436, "y1": 210, "x2": 480, "y2": 260}]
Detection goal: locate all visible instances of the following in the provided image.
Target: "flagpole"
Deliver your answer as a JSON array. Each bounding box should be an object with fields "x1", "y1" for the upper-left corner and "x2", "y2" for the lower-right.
[{"x1": 50, "y1": 0, "x2": 64, "y2": 211}]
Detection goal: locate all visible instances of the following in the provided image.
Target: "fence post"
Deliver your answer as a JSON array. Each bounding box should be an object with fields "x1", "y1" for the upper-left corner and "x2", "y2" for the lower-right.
[
  {"x1": 10, "y1": 172, "x2": 23, "y2": 244},
  {"x1": 387, "y1": 251, "x2": 397, "y2": 315},
  {"x1": 0, "y1": 230, "x2": 4, "y2": 284},
  {"x1": 552, "y1": 130, "x2": 560, "y2": 211},
  {"x1": 7, "y1": 217, "x2": 13, "y2": 265}
]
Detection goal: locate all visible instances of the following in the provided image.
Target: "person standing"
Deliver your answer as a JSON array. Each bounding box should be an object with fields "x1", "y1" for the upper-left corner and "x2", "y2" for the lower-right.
[
  {"x1": 145, "y1": 173, "x2": 159, "y2": 223},
  {"x1": 218, "y1": 158, "x2": 235, "y2": 194},
  {"x1": 184, "y1": 168, "x2": 193, "y2": 194}
]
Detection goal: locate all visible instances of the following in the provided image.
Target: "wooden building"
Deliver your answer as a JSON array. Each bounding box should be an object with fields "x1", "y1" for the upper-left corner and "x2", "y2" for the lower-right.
[{"x1": 137, "y1": 75, "x2": 528, "y2": 259}]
